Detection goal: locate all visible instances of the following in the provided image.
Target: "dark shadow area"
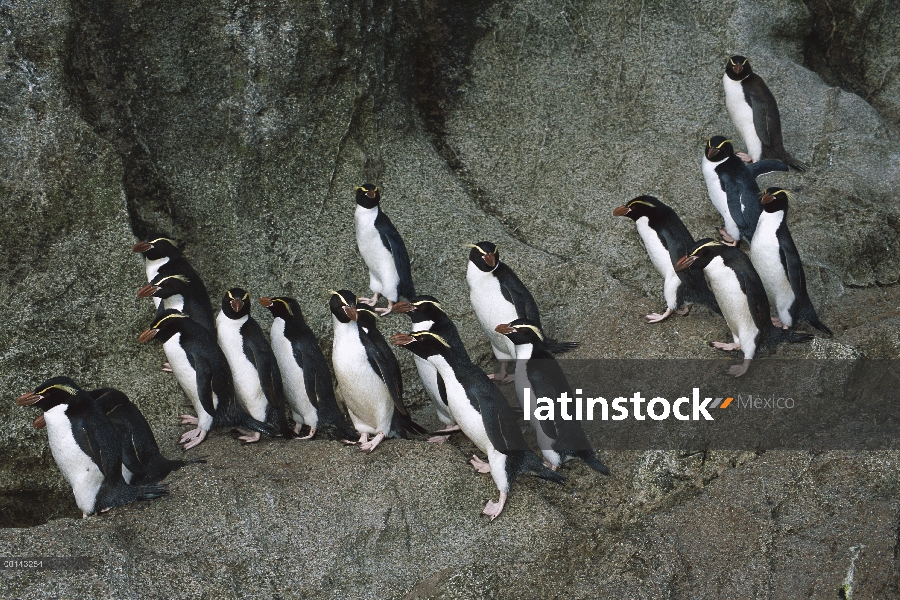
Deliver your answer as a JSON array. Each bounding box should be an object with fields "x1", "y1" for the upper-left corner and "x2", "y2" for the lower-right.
[{"x1": 0, "y1": 490, "x2": 80, "y2": 528}]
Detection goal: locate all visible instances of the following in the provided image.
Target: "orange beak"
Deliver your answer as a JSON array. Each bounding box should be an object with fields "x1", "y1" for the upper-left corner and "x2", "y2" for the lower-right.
[
  {"x1": 484, "y1": 253, "x2": 497, "y2": 268},
  {"x1": 761, "y1": 193, "x2": 775, "y2": 204},
  {"x1": 132, "y1": 241, "x2": 152, "y2": 253},
  {"x1": 33, "y1": 414, "x2": 46, "y2": 429},
  {"x1": 344, "y1": 306, "x2": 358, "y2": 321},
  {"x1": 16, "y1": 391, "x2": 42, "y2": 406},
  {"x1": 390, "y1": 333, "x2": 416, "y2": 346},
  {"x1": 613, "y1": 206, "x2": 630, "y2": 217},
  {"x1": 230, "y1": 299, "x2": 244, "y2": 313},
  {"x1": 137, "y1": 328, "x2": 159, "y2": 343},
  {"x1": 137, "y1": 284, "x2": 160, "y2": 298},
  {"x1": 259, "y1": 297, "x2": 274, "y2": 308},
  {"x1": 675, "y1": 255, "x2": 697, "y2": 272},
  {"x1": 494, "y1": 323, "x2": 516, "y2": 335}
]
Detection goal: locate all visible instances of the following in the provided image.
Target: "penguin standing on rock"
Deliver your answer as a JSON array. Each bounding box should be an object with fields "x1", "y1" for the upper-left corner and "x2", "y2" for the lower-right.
[
  {"x1": 216, "y1": 288, "x2": 296, "y2": 442},
  {"x1": 675, "y1": 240, "x2": 813, "y2": 377},
  {"x1": 391, "y1": 331, "x2": 566, "y2": 520},
  {"x1": 749, "y1": 188, "x2": 832, "y2": 334},
  {"x1": 613, "y1": 196, "x2": 721, "y2": 322},
  {"x1": 138, "y1": 309, "x2": 278, "y2": 449},
  {"x1": 466, "y1": 241, "x2": 578, "y2": 383},
  {"x1": 259, "y1": 296, "x2": 354, "y2": 439},
  {"x1": 138, "y1": 272, "x2": 216, "y2": 332},
  {"x1": 723, "y1": 55, "x2": 807, "y2": 171},
  {"x1": 702, "y1": 136, "x2": 789, "y2": 246},
  {"x1": 392, "y1": 296, "x2": 463, "y2": 442},
  {"x1": 329, "y1": 290, "x2": 426, "y2": 452},
  {"x1": 16, "y1": 377, "x2": 169, "y2": 517},
  {"x1": 354, "y1": 184, "x2": 415, "y2": 315},
  {"x1": 495, "y1": 319, "x2": 610, "y2": 474}
]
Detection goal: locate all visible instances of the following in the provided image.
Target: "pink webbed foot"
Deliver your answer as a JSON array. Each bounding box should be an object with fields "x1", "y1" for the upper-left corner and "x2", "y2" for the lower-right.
[
  {"x1": 470, "y1": 454, "x2": 491, "y2": 474},
  {"x1": 727, "y1": 359, "x2": 752, "y2": 378},
  {"x1": 181, "y1": 427, "x2": 207, "y2": 450},
  {"x1": 645, "y1": 308, "x2": 673, "y2": 323},
  {"x1": 161, "y1": 362, "x2": 173, "y2": 373},
  {"x1": 709, "y1": 341, "x2": 740, "y2": 352},
  {"x1": 358, "y1": 293, "x2": 379, "y2": 307},
  {"x1": 771, "y1": 317, "x2": 789, "y2": 329},
  {"x1": 180, "y1": 414, "x2": 198, "y2": 425},
  {"x1": 675, "y1": 306, "x2": 691, "y2": 316},
  {"x1": 428, "y1": 435, "x2": 450, "y2": 444},
  {"x1": 482, "y1": 492, "x2": 508, "y2": 521},
  {"x1": 342, "y1": 432, "x2": 367, "y2": 446},
  {"x1": 375, "y1": 300, "x2": 395, "y2": 316},
  {"x1": 542, "y1": 458, "x2": 559, "y2": 471},
  {"x1": 359, "y1": 432, "x2": 385, "y2": 452},
  {"x1": 236, "y1": 428, "x2": 261, "y2": 444},
  {"x1": 718, "y1": 228, "x2": 738, "y2": 247},
  {"x1": 428, "y1": 425, "x2": 460, "y2": 443},
  {"x1": 487, "y1": 373, "x2": 515, "y2": 384},
  {"x1": 736, "y1": 151, "x2": 753, "y2": 163},
  {"x1": 296, "y1": 426, "x2": 316, "y2": 441}
]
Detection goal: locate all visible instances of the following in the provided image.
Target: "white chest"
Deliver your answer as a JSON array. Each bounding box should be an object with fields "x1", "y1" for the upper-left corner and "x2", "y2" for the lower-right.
[
  {"x1": 704, "y1": 257, "x2": 759, "y2": 339},
  {"x1": 723, "y1": 75, "x2": 762, "y2": 160},
  {"x1": 635, "y1": 217, "x2": 674, "y2": 278},
  {"x1": 164, "y1": 333, "x2": 216, "y2": 429},
  {"x1": 271, "y1": 319, "x2": 315, "y2": 422},
  {"x1": 332, "y1": 318, "x2": 393, "y2": 432},
  {"x1": 702, "y1": 158, "x2": 740, "y2": 239},
  {"x1": 749, "y1": 212, "x2": 795, "y2": 312},
  {"x1": 217, "y1": 312, "x2": 267, "y2": 421},
  {"x1": 44, "y1": 405, "x2": 104, "y2": 515},
  {"x1": 163, "y1": 294, "x2": 185, "y2": 312},
  {"x1": 430, "y1": 357, "x2": 491, "y2": 453},
  {"x1": 355, "y1": 207, "x2": 395, "y2": 270},
  {"x1": 467, "y1": 262, "x2": 519, "y2": 356}
]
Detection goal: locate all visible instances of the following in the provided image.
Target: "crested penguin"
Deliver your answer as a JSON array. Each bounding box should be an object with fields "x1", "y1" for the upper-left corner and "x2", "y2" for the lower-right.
[
  {"x1": 354, "y1": 184, "x2": 416, "y2": 315},
  {"x1": 259, "y1": 295, "x2": 354, "y2": 439},
  {"x1": 391, "y1": 330, "x2": 565, "y2": 520},
  {"x1": 138, "y1": 309, "x2": 277, "y2": 449},
  {"x1": 702, "y1": 136, "x2": 789, "y2": 246},
  {"x1": 16, "y1": 377, "x2": 168, "y2": 517},
  {"x1": 329, "y1": 290, "x2": 426, "y2": 452},
  {"x1": 723, "y1": 55, "x2": 807, "y2": 171},
  {"x1": 613, "y1": 195, "x2": 721, "y2": 322},
  {"x1": 138, "y1": 272, "x2": 216, "y2": 332},
  {"x1": 495, "y1": 319, "x2": 610, "y2": 474},
  {"x1": 676, "y1": 240, "x2": 813, "y2": 377},
  {"x1": 749, "y1": 188, "x2": 832, "y2": 334},
  {"x1": 465, "y1": 241, "x2": 578, "y2": 383},
  {"x1": 216, "y1": 288, "x2": 296, "y2": 442}
]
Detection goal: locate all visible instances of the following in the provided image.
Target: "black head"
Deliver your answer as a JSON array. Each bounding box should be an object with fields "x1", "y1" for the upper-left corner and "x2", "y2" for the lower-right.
[
  {"x1": 132, "y1": 231, "x2": 185, "y2": 261},
  {"x1": 675, "y1": 239, "x2": 725, "y2": 273},
  {"x1": 725, "y1": 55, "x2": 752, "y2": 81},
  {"x1": 466, "y1": 241, "x2": 500, "y2": 272},
  {"x1": 389, "y1": 331, "x2": 451, "y2": 360},
  {"x1": 495, "y1": 318, "x2": 545, "y2": 346},
  {"x1": 355, "y1": 183, "x2": 380, "y2": 209},
  {"x1": 392, "y1": 294, "x2": 446, "y2": 324},
  {"x1": 138, "y1": 309, "x2": 192, "y2": 344},
  {"x1": 612, "y1": 195, "x2": 668, "y2": 221},
  {"x1": 258, "y1": 296, "x2": 305, "y2": 323},
  {"x1": 760, "y1": 187, "x2": 793, "y2": 214},
  {"x1": 138, "y1": 273, "x2": 190, "y2": 300},
  {"x1": 16, "y1": 377, "x2": 86, "y2": 423},
  {"x1": 705, "y1": 136, "x2": 735, "y2": 162},
  {"x1": 221, "y1": 288, "x2": 251, "y2": 319},
  {"x1": 354, "y1": 300, "x2": 381, "y2": 329},
  {"x1": 328, "y1": 290, "x2": 358, "y2": 324}
]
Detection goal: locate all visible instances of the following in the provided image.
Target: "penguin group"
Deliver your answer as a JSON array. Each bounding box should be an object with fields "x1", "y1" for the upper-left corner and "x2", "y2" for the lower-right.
[
  {"x1": 16, "y1": 55, "x2": 826, "y2": 522},
  {"x1": 615, "y1": 56, "x2": 830, "y2": 377}
]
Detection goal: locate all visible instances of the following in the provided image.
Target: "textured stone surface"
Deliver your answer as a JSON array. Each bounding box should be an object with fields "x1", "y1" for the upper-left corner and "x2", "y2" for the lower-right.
[{"x1": 1, "y1": 0, "x2": 898, "y2": 596}]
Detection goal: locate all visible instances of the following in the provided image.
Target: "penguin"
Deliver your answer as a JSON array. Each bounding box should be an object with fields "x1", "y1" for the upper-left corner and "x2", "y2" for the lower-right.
[
  {"x1": 138, "y1": 272, "x2": 216, "y2": 332},
  {"x1": 613, "y1": 196, "x2": 721, "y2": 322},
  {"x1": 749, "y1": 187, "x2": 832, "y2": 334},
  {"x1": 216, "y1": 288, "x2": 296, "y2": 442},
  {"x1": 466, "y1": 241, "x2": 578, "y2": 383},
  {"x1": 354, "y1": 184, "x2": 416, "y2": 315},
  {"x1": 723, "y1": 55, "x2": 807, "y2": 171},
  {"x1": 328, "y1": 290, "x2": 426, "y2": 452},
  {"x1": 391, "y1": 330, "x2": 566, "y2": 520},
  {"x1": 675, "y1": 240, "x2": 813, "y2": 377},
  {"x1": 392, "y1": 295, "x2": 463, "y2": 442},
  {"x1": 138, "y1": 309, "x2": 278, "y2": 449},
  {"x1": 258, "y1": 295, "x2": 354, "y2": 439},
  {"x1": 702, "y1": 136, "x2": 789, "y2": 246},
  {"x1": 16, "y1": 377, "x2": 168, "y2": 517}
]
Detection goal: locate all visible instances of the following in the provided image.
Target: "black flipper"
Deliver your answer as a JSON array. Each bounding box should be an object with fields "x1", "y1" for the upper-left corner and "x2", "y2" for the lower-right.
[
  {"x1": 777, "y1": 227, "x2": 832, "y2": 335},
  {"x1": 746, "y1": 159, "x2": 789, "y2": 178},
  {"x1": 242, "y1": 320, "x2": 296, "y2": 439}
]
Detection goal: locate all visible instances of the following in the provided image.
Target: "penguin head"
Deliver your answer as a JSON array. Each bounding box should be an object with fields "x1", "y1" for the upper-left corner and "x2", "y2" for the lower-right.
[
  {"x1": 16, "y1": 377, "x2": 85, "y2": 425},
  {"x1": 389, "y1": 331, "x2": 451, "y2": 360},
  {"x1": 705, "y1": 136, "x2": 734, "y2": 162},
  {"x1": 354, "y1": 184, "x2": 380, "y2": 209},
  {"x1": 725, "y1": 55, "x2": 752, "y2": 81},
  {"x1": 328, "y1": 290, "x2": 358, "y2": 324},
  {"x1": 221, "y1": 288, "x2": 251, "y2": 319},
  {"x1": 132, "y1": 231, "x2": 184, "y2": 260},
  {"x1": 760, "y1": 187, "x2": 793, "y2": 214},
  {"x1": 613, "y1": 195, "x2": 664, "y2": 221},
  {"x1": 138, "y1": 273, "x2": 190, "y2": 299},
  {"x1": 258, "y1": 296, "x2": 305, "y2": 323},
  {"x1": 494, "y1": 318, "x2": 545, "y2": 346},
  {"x1": 138, "y1": 309, "x2": 191, "y2": 344},
  {"x1": 354, "y1": 300, "x2": 381, "y2": 329},
  {"x1": 392, "y1": 295, "x2": 445, "y2": 324},
  {"x1": 675, "y1": 239, "x2": 725, "y2": 273},
  {"x1": 466, "y1": 241, "x2": 500, "y2": 272}
]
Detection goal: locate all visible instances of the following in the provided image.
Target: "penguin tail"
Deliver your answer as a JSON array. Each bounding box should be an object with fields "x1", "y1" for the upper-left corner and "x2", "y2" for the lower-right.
[
  {"x1": 97, "y1": 482, "x2": 169, "y2": 511},
  {"x1": 576, "y1": 451, "x2": 611, "y2": 476},
  {"x1": 799, "y1": 304, "x2": 833, "y2": 336},
  {"x1": 515, "y1": 451, "x2": 566, "y2": 484},
  {"x1": 766, "y1": 327, "x2": 814, "y2": 348},
  {"x1": 138, "y1": 455, "x2": 207, "y2": 484},
  {"x1": 808, "y1": 317, "x2": 833, "y2": 336},
  {"x1": 546, "y1": 338, "x2": 579, "y2": 354},
  {"x1": 782, "y1": 153, "x2": 807, "y2": 172},
  {"x1": 213, "y1": 399, "x2": 279, "y2": 437}
]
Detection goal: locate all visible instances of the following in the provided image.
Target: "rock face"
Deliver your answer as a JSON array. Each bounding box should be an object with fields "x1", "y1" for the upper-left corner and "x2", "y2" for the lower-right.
[{"x1": 1, "y1": 0, "x2": 898, "y2": 597}]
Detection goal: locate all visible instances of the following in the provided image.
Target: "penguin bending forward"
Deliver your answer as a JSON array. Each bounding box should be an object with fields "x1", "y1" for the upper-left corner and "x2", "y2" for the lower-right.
[
  {"x1": 354, "y1": 184, "x2": 415, "y2": 315},
  {"x1": 138, "y1": 272, "x2": 216, "y2": 332},
  {"x1": 613, "y1": 196, "x2": 720, "y2": 322},
  {"x1": 749, "y1": 188, "x2": 832, "y2": 334},
  {"x1": 723, "y1": 55, "x2": 807, "y2": 171},
  {"x1": 391, "y1": 330, "x2": 565, "y2": 520},
  {"x1": 329, "y1": 290, "x2": 426, "y2": 452},
  {"x1": 16, "y1": 377, "x2": 168, "y2": 517},
  {"x1": 138, "y1": 309, "x2": 278, "y2": 449},
  {"x1": 466, "y1": 241, "x2": 578, "y2": 383},
  {"x1": 259, "y1": 296, "x2": 354, "y2": 439},
  {"x1": 675, "y1": 240, "x2": 813, "y2": 377}
]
